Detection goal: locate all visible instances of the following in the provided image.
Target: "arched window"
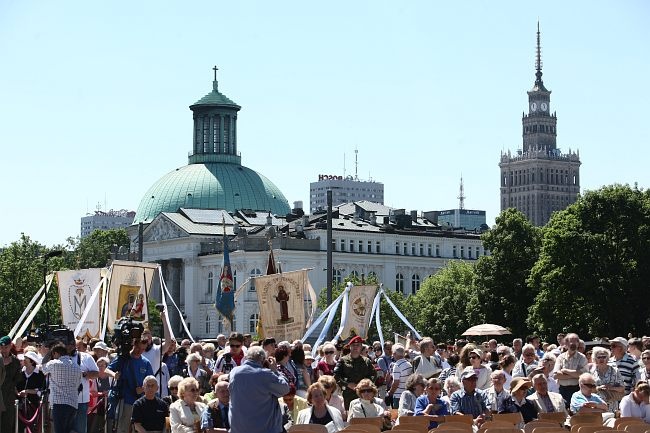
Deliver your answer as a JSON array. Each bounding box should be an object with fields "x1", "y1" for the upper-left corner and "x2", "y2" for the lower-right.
[
  {"x1": 249, "y1": 268, "x2": 262, "y2": 291},
  {"x1": 249, "y1": 313, "x2": 259, "y2": 333},
  {"x1": 395, "y1": 273, "x2": 404, "y2": 294},
  {"x1": 207, "y1": 272, "x2": 213, "y2": 295},
  {"x1": 411, "y1": 274, "x2": 420, "y2": 294}
]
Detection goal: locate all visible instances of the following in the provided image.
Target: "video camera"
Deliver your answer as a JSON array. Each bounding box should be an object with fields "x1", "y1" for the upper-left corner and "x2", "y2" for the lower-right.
[
  {"x1": 25, "y1": 324, "x2": 75, "y2": 347},
  {"x1": 111, "y1": 317, "x2": 144, "y2": 356}
]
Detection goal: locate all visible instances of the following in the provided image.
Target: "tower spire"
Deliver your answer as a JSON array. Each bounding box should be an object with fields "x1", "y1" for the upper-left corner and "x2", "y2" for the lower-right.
[
  {"x1": 535, "y1": 21, "x2": 544, "y2": 87},
  {"x1": 458, "y1": 175, "x2": 465, "y2": 210}
]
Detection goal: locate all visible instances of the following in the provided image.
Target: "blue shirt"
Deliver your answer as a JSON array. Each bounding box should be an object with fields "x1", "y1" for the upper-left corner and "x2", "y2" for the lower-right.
[
  {"x1": 450, "y1": 388, "x2": 489, "y2": 418},
  {"x1": 229, "y1": 359, "x2": 290, "y2": 433},
  {"x1": 108, "y1": 355, "x2": 153, "y2": 405},
  {"x1": 415, "y1": 395, "x2": 449, "y2": 428},
  {"x1": 570, "y1": 391, "x2": 606, "y2": 414}
]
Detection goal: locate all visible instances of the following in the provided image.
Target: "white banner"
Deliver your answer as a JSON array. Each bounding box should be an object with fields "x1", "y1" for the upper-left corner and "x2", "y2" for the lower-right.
[
  {"x1": 106, "y1": 261, "x2": 158, "y2": 332},
  {"x1": 57, "y1": 269, "x2": 102, "y2": 338},
  {"x1": 256, "y1": 270, "x2": 310, "y2": 342},
  {"x1": 340, "y1": 285, "x2": 377, "y2": 340}
]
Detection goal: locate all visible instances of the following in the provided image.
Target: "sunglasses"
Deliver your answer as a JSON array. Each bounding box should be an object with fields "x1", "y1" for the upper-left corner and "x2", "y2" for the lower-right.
[
  {"x1": 596, "y1": 355, "x2": 608, "y2": 360},
  {"x1": 359, "y1": 389, "x2": 374, "y2": 394},
  {"x1": 469, "y1": 355, "x2": 480, "y2": 360},
  {"x1": 230, "y1": 344, "x2": 241, "y2": 348},
  {"x1": 324, "y1": 351, "x2": 335, "y2": 355},
  {"x1": 582, "y1": 383, "x2": 597, "y2": 388}
]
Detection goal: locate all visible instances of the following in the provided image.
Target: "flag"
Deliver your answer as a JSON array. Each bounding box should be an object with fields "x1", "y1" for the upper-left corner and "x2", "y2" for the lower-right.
[
  {"x1": 340, "y1": 285, "x2": 377, "y2": 339},
  {"x1": 215, "y1": 231, "x2": 235, "y2": 322},
  {"x1": 106, "y1": 261, "x2": 157, "y2": 332},
  {"x1": 56, "y1": 269, "x2": 102, "y2": 338}
]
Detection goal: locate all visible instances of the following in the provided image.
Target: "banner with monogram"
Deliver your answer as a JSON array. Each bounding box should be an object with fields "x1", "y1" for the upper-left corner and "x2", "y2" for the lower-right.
[
  {"x1": 340, "y1": 284, "x2": 377, "y2": 340},
  {"x1": 106, "y1": 261, "x2": 158, "y2": 331},
  {"x1": 57, "y1": 269, "x2": 102, "y2": 338},
  {"x1": 255, "y1": 270, "x2": 310, "y2": 342}
]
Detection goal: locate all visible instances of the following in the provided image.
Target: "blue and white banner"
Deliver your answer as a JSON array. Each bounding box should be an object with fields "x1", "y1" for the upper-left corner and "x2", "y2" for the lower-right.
[{"x1": 57, "y1": 269, "x2": 102, "y2": 338}]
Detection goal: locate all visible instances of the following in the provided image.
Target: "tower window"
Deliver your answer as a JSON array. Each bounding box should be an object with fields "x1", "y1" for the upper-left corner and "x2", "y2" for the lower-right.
[{"x1": 223, "y1": 116, "x2": 230, "y2": 153}]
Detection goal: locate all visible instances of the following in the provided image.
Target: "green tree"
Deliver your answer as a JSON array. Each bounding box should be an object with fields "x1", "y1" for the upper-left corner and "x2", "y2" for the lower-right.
[
  {"x1": 0, "y1": 234, "x2": 63, "y2": 332},
  {"x1": 410, "y1": 261, "x2": 482, "y2": 342},
  {"x1": 528, "y1": 185, "x2": 650, "y2": 338},
  {"x1": 474, "y1": 208, "x2": 542, "y2": 337},
  {"x1": 72, "y1": 229, "x2": 130, "y2": 269}
]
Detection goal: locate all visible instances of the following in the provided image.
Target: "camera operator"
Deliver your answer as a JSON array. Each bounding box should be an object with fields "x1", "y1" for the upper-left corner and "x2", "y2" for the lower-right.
[
  {"x1": 0, "y1": 335, "x2": 22, "y2": 433},
  {"x1": 214, "y1": 333, "x2": 246, "y2": 374},
  {"x1": 42, "y1": 343, "x2": 83, "y2": 433},
  {"x1": 66, "y1": 338, "x2": 99, "y2": 433},
  {"x1": 108, "y1": 336, "x2": 154, "y2": 433}
]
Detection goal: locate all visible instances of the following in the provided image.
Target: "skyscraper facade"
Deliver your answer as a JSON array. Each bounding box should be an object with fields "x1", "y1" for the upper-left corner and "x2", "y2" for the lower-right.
[{"x1": 499, "y1": 25, "x2": 581, "y2": 226}]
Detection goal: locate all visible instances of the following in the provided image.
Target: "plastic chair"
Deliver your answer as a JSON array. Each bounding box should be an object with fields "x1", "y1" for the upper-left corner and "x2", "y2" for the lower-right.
[
  {"x1": 349, "y1": 416, "x2": 385, "y2": 429},
  {"x1": 483, "y1": 428, "x2": 522, "y2": 433},
  {"x1": 578, "y1": 426, "x2": 611, "y2": 433},
  {"x1": 492, "y1": 412, "x2": 524, "y2": 425},
  {"x1": 531, "y1": 428, "x2": 568, "y2": 433},
  {"x1": 538, "y1": 412, "x2": 568, "y2": 425},
  {"x1": 624, "y1": 424, "x2": 650, "y2": 433},
  {"x1": 343, "y1": 423, "x2": 382, "y2": 433},
  {"x1": 288, "y1": 424, "x2": 329, "y2": 433},
  {"x1": 524, "y1": 421, "x2": 562, "y2": 433},
  {"x1": 443, "y1": 414, "x2": 475, "y2": 425},
  {"x1": 439, "y1": 422, "x2": 474, "y2": 431},
  {"x1": 570, "y1": 414, "x2": 603, "y2": 426},
  {"x1": 397, "y1": 415, "x2": 431, "y2": 430},
  {"x1": 614, "y1": 419, "x2": 645, "y2": 430}
]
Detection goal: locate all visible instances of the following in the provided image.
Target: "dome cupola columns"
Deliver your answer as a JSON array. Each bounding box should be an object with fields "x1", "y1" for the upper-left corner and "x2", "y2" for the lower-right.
[{"x1": 189, "y1": 66, "x2": 242, "y2": 165}]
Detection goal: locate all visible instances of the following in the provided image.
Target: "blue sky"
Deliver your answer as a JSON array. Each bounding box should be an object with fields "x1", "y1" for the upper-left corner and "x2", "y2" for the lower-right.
[{"x1": 1, "y1": 1, "x2": 648, "y2": 247}]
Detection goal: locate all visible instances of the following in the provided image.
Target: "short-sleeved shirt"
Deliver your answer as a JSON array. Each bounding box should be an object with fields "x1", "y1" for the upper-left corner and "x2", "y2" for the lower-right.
[
  {"x1": 391, "y1": 358, "x2": 413, "y2": 399},
  {"x1": 131, "y1": 396, "x2": 169, "y2": 431},
  {"x1": 108, "y1": 355, "x2": 154, "y2": 405},
  {"x1": 450, "y1": 389, "x2": 489, "y2": 417},
  {"x1": 610, "y1": 354, "x2": 639, "y2": 393},
  {"x1": 42, "y1": 357, "x2": 83, "y2": 409},
  {"x1": 570, "y1": 391, "x2": 606, "y2": 414},
  {"x1": 553, "y1": 351, "x2": 587, "y2": 386}
]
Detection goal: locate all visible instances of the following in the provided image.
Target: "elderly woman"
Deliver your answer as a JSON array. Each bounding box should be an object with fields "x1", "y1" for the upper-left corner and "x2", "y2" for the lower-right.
[
  {"x1": 589, "y1": 346, "x2": 624, "y2": 411},
  {"x1": 183, "y1": 352, "x2": 210, "y2": 395},
  {"x1": 570, "y1": 372, "x2": 608, "y2": 414},
  {"x1": 347, "y1": 378, "x2": 390, "y2": 422},
  {"x1": 500, "y1": 377, "x2": 538, "y2": 425},
  {"x1": 296, "y1": 383, "x2": 346, "y2": 431},
  {"x1": 398, "y1": 373, "x2": 427, "y2": 416},
  {"x1": 169, "y1": 377, "x2": 208, "y2": 433},
  {"x1": 17, "y1": 351, "x2": 46, "y2": 433},
  {"x1": 441, "y1": 376, "x2": 461, "y2": 412},
  {"x1": 164, "y1": 375, "x2": 184, "y2": 406},
  {"x1": 316, "y1": 342, "x2": 338, "y2": 378},
  {"x1": 638, "y1": 350, "x2": 650, "y2": 382},
  {"x1": 317, "y1": 374, "x2": 346, "y2": 419},
  {"x1": 414, "y1": 377, "x2": 449, "y2": 429}
]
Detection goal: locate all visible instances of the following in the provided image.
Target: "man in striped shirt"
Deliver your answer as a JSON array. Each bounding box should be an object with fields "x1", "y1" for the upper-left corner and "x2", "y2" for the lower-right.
[
  {"x1": 387, "y1": 344, "x2": 413, "y2": 408},
  {"x1": 609, "y1": 337, "x2": 640, "y2": 394}
]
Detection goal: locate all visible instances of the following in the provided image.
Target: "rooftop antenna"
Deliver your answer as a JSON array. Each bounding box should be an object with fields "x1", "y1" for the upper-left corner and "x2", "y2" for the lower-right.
[
  {"x1": 354, "y1": 147, "x2": 359, "y2": 181},
  {"x1": 458, "y1": 175, "x2": 466, "y2": 210},
  {"x1": 535, "y1": 20, "x2": 544, "y2": 86}
]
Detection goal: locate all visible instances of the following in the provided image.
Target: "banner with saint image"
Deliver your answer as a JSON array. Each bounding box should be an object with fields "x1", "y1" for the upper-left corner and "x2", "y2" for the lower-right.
[
  {"x1": 57, "y1": 269, "x2": 102, "y2": 338},
  {"x1": 340, "y1": 285, "x2": 377, "y2": 340},
  {"x1": 255, "y1": 270, "x2": 310, "y2": 342},
  {"x1": 106, "y1": 261, "x2": 158, "y2": 331}
]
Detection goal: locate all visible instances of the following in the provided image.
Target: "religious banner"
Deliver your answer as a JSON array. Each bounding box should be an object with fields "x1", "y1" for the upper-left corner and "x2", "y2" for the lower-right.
[
  {"x1": 256, "y1": 269, "x2": 310, "y2": 342},
  {"x1": 340, "y1": 285, "x2": 377, "y2": 340},
  {"x1": 106, "y1": 261, "x2": 158, "y2": 331},
  {"x1": 57, "y1": 269, "x2": 102, "y2": 338}
]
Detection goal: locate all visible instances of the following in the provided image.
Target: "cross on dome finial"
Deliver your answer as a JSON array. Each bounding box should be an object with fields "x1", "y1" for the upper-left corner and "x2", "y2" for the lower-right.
[
  {"x1": 212, "y1": 65, "x2": 219, "y2": 91},
  {"x1": 213, "y1": 65, "x2": 219, "y2": 81}
]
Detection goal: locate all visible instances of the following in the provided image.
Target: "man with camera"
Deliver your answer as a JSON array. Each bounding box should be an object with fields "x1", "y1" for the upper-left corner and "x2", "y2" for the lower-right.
[
  {"x1": 42, "y1": 343, "x2": 83, "y2": 433},
  {"x1": 214, "y1": 332, "x2": 245, "y2": 374},
  {"x1": 108, "y1": 335, "x2": 154, "y2": 433}
]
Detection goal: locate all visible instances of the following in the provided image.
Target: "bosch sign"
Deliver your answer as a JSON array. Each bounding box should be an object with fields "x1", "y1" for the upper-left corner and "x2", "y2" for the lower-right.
[{"x1": 318, "y1": 174, "x2": 343, "y2": 181}]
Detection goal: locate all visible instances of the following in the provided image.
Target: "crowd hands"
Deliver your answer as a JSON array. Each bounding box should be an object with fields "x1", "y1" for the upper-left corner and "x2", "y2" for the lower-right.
[{"x1": 5, "y1": 327, "x2": 650, "y2": 433}]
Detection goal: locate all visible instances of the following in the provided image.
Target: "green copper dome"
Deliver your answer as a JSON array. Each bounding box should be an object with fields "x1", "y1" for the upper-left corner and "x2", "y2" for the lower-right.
[
  {"x1": 134, "y1": 163, "x2": 290, "y2": 223},
  {"x1": 133, "y1": 69, "x2": 291, "y2": 224}
]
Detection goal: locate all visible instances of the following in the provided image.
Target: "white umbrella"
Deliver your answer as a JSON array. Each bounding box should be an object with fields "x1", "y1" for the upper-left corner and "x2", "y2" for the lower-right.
[{"x1": 462, "y1": 323, "x2": 512, "y2": 336}]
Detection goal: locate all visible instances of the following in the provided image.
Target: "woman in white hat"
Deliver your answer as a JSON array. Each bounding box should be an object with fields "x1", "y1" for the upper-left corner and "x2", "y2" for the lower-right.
[{"x1": 17, "y1": 351, "x2": 45, "y2": 431}]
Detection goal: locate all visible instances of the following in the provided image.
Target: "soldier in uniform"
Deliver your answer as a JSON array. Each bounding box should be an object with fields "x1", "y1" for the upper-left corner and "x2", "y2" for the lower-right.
[{"x1": 334, "y1": 336, "x2": 376, "y2": 410}]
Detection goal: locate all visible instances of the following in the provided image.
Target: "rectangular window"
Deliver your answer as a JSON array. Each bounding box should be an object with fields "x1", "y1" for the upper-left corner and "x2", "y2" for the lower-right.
[
  {"x1": 358, "y1": 240, "x2": 363, "y2": 252},
  {"x1": 435, "y1": 245, "x2": 440, "y2": 257},
  {"x1": 460, "y1": 246, "x2": 465, "y2": 259},
  {"x1": 404, "y1": 242, "x2": 408, "y2": 255},
  {"x1": 350, "y1": 240, "x2": 354, "y2": 251},
  {"x1": 395, "y1": 242, "x2": 400, "y2": 254},
  {"x1": 376, "y1": 241, "x2": 381, "y2": 254},
  {"x1": 428, "y1": 244, "x2": 432, "y2": 256},
  {"x1": 340, "y1": 239, "x2": 345, "y2": 251},
  {"x1": 453, "y1": 246, "x2": 457, "y2": 258},
  {"x1": 203, "y1": 116, "x2": 210, "y2": 152},
  {"x1": 223, "y1": 116, "x2": 230, "y2": 153},
  {"x1": 412, "y1": 243, "x2": 416, "y2": 255},
  {"x1": 419, "y1": 243, "x2": 424, "y2": 256},
  {"x1": 367, "y1": 241, "x2": 372, "y2": 253}
]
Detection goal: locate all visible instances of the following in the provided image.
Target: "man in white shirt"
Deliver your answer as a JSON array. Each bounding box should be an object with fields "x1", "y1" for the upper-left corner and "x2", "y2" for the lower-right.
[
  {"x1": 141, "y1": 309, "x2": 173, "y2": 384},
  {"x1": 387, "y1": 344, "x2": 413, "y2": 408},
  {"x1": 68, "y1": 340, "x2": 99, "y2": 433}
]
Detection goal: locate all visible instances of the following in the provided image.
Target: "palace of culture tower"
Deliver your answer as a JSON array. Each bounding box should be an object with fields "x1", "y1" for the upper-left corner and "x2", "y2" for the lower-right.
[{"x1": 499, "y1": 24, "x2": 581, "y2": 226}]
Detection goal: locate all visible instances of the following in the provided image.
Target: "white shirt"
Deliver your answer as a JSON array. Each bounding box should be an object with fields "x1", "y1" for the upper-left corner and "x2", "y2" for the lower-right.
[
  {"x1": 143, "y1": 344, "x2": 162, "y2": 372},
  {"x1": 75, "y1": 352, "x2": 99, "y2": 404}
]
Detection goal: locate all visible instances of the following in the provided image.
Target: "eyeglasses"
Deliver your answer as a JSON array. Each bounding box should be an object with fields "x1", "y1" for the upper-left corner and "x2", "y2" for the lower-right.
[
  {"x1": 595, "y1": 355, "x2": 608, "y2": 360},
  {"x1": 324, "y1": 351, "x2": 335, "y2": 355},
  {"x1": 359, "y1": 389, "x2": 374, "y2": 394}
]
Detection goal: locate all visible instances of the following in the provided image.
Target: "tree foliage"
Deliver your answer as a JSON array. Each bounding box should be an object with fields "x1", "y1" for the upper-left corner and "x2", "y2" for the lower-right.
[
  {"x1": 528, "y1": 185, "x2": 650, "y2": 338},
  {"x1": 474, "y1": 208, "x2": 541, "y2": 337},
  {"x1": 410, "y1": 261, "x2": 481, "y2": 342}
]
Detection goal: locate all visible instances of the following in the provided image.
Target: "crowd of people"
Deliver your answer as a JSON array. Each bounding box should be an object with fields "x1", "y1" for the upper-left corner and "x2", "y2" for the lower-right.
[{"x1": 2, "y1": 325, "x2": 650, "y2": 433}]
